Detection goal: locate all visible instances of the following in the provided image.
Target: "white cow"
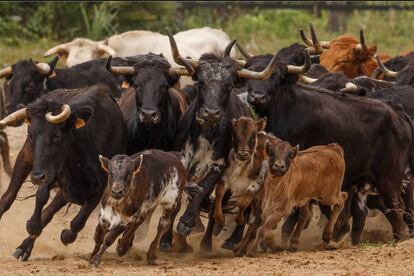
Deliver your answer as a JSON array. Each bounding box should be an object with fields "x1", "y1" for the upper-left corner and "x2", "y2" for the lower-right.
[{"x1": 44, "y1": 27, "x2": 235, "y2": 67}]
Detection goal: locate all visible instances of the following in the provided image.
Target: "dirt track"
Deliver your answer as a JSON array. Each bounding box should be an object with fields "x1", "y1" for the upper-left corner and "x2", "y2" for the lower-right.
[{"x1": 0, "y1": 124, "x2": 413, "y2": 275}]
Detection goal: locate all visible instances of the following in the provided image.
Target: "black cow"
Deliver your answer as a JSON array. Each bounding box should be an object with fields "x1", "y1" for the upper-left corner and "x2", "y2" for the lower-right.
[
  {"x1": 245, "y1": 50, "x2": 414, "y2": 245},
  {"x1": 0, "y1": 56, "x2": 136, "y2": 115},
  {"x1": 372, "y1": 51, "x2": 414, "y2": 81},
  {"x1": 0, "y1": 84, "x2": 127, "y2": 260},
  {"x1": 167, "y1": 34, "x2": 279, "y2": 251}
]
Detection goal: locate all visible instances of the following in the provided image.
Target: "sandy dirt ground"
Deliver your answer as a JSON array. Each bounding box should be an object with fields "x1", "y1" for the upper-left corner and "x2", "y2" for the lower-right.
[{"x1": 0, "y1": 124, "x2": 413, "y2": 276}]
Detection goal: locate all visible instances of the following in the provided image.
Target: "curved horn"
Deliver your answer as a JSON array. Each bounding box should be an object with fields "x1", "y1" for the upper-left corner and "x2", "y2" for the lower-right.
[
  {"x1": 105, "y1": 56, "x2": 135, "y2": 75},
  {"x1": 0, "y1": 66, "x2": 12, "y2": 79},
  {"x1": 340, "y1": 82, "x2": 358, "y2": 92},
  {"x1": 299, "y1": 74, "x2": 317, "y2": 84},
  {"x1": 355, "y1": 29, "x2": 368, "y2": 52},
  {"x1": 287, "y1": 49, "x2": 311, "y2": 74},
  {"x1": 300, "y1": 28, "x2": 314, "y2": 47},
  {"x1": 301, "y1": 23, "x2": 330, "y2": 49},
  {"x1": 44, "y1": 43, "x2": 69, "y2": 57},
  {"x1": 97, "y1": 44, "x2": 116, "y2": 56},
  {"x1": 45, "y1": 104, "x2": 71, "y2": 124},
  {"x1": 237, "y1": 52, "x2": 278, "y2": 80},
  {"x1": 169, "y1": 67, "x2": 192, "y2": 76},
  {"x1": 236, "y1": 41, "x2": 253, "y2": 59},
  {"x1": 0, "y1": 108, "x2": 27, "y2": 129},
  {"x1": 373, "y1": 54, "x2": 398, "y2": 78},
  {"x1": 224, "y1": 39, "x2": 237, "y2": 57},
  {"x1": 167, "y1": 30, "x2": 199, "y2": 69},
  {"x1": 30, "y1": 58, "x2": 51, "y2": 75}
]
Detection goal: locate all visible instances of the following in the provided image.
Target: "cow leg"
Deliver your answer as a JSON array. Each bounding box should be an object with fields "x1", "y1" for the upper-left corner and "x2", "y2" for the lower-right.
[
  {"x1": 89, "y1": 225, "x2": 126, "y2": 267},
  {"x1": 200, "y1": 204, "x2": 215, "y2": 252},
  {"x1": 90, "y1": 223, "x2": 106, "y2": 259},
  {"x1": 14, "y1": 190, "x2": 67, "y2": 261},
  {"x1": 0, "y1": 141, "x2": 32, "y2": 220},
  {"x1": 26, "y1": 183, "x2": 52, "y2": 236},
  {"x1": 147, "y1": 206, "x2": 175, "y2": 265},
  {"x1": 177, "y1": 167, "x2": 223, "y2": 237},
  {"x1": 281, "y1": 208, "x2": 299, "y2": 248},
  {"x1": 213, "y1": 180, "x2": 226, "y2": 229},
  {"x1": 221, "y1": 208, "x2": 251, "y2": 251},
  {"x1": 289, "y1": 203, "x2": 311, "y2": 251},
  {"x1": 0, "y1": 131, "x2": 12, "y2": 177},
  {"x1": 234, "y1": 221, "x2": 260, "y2": 257},
  {"x1": 245, "y1": 213, "x2": 282, "y2": 257},
  {"x1": 323, "y1": 192, "x2": 348, "y2": 246},
  {"x1": 380, "y1": 191, "x2": 404, "y2": 241},
  {"x1": 61, "y1": 194, "x2": 101, "y2": 245},
  {"x1": 115, "y1": 215, "x2": 146, "y2": 256}
]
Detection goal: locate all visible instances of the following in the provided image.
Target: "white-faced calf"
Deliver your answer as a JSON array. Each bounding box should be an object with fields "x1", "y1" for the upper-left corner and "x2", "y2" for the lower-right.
[
  {"x1": 89, "y1": 150, "x2": 188, "y2": 266},
  {"x1": 236, "y1": 134, "x2": 347, "y2": 256}
]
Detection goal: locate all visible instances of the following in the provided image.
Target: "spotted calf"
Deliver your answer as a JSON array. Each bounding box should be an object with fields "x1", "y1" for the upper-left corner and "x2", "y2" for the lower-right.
[{"x1": 89, "y1": 150, "x2": 188, "y2": 266}]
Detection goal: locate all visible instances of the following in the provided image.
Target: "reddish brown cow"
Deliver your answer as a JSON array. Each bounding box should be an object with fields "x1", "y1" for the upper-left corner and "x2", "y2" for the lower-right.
[
  {"x1": 300, "y1": 24, "x2": 379, "y2": 78},
  {"x1": 235, "y1": 133, "x2": 347, "y2": 256},
  {"x1": 89, "y1": 150, "x2": 188, "y2": 266}
]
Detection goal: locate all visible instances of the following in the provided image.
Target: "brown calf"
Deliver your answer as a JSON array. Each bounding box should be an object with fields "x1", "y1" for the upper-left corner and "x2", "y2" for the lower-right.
[
  {"x1": 236, "y1": 134, "x2": 347, "y2": 256},
  {"x1": 214, "y1": 116, "x2": 268, "y2": 230},
  {"x1": 89, "y1": 150, "x2": 188, "y2": 266}
]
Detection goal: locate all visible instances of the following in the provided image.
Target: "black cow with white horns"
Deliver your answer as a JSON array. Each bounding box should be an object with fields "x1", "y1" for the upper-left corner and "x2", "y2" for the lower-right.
[
  {"x1": 167, "y1": 32, "x2": 281, "y2": 251},
  {"x1": 240, "y1": 45, "x2": 414, "y2": 246},
  {"x1": 0, "y1": 84, "x2": 127, "y2": 261}
]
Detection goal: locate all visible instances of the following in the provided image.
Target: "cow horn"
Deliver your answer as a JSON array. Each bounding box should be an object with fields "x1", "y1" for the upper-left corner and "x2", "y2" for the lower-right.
[
  {"x1": 340, "y1": 82, "x2": 358, "y2": 92},
  {"x1": 0, "y1": 66, "x2": 12, "y2": 79},
  {"x1": 287, "y1": 49, "x2": 311, "y2": 74},
  {"x1": 97, "y1": 44, "x2": 116, "y2": 56},
  {"x1": 168, "y1": 67, "x2": 192, "y2": 76},
  {"x1": 44, "y1": 43, "x2": 69, "y2": 57},
  {"x1": 224, "y1": 39, "x2": 237, "y2": 57},
  {"x1": 300, "y1": 28, "x2": 314, "y2": 47},
  {"x1": 355, "y1": 29, "x2": 368, "y2": 52},
  {"x1": 300, "y1": 23, "x2": 330, "y2": 49},
  {"x1": 237, "y1": 52, "x2": 278, "y2": 80},
  {"x1": 105, "y1": 56, "x2": 135, "y2": 75},
  {"x1": 30, "y1": 58, "x2": 51, "y2": 75},
  {"x1": 299, "y1": 75, "x2": 317, "y2": 84},
  {"x1": 0, "y1": 108, "x2": 27, "y2": 129},
  {"x1": 167, "y1": 30, "x2": 199, "y2": 69},
  {"x1": 45, "y1": 104, "x2": 71, "y2": 124},
  {"x1": 373, "y1": 54, "x2": 398, "y2": 78},
  {"x1": 236, "y1": 41, "x2": 253, "y2": 59}
]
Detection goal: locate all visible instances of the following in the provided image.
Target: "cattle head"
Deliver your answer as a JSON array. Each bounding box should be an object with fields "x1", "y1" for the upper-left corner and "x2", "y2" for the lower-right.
[
  {"x1": 373, "y1": 54, "x2": 414, "y2": 86},
  {"x1": 232, "y1": 116, "x2": 267, "y2": 161},
  {"x1": 168, "y1": 31, "x2": 278, "y2": 125},
  {"x1": 44, "y1": 38, "x2": 116, "y2": 67},
  {"x1": 0, "y1": 97, "x2": 93, "y2": 184},
  {"x1": 106, "y1": 54, "x2": 189, "y2": 126},
  {"x1": 0, "y1": 56, "x2": 59, "y2": 115},
  {"x1": 265, "y1": 136, "x2": 299, "y2": 177},
  {"x1": 99, "y1": 154, "x2": 143, "y2": 200},
  {"x1": 302, "y1": 26, "x2": 377, "y2": 78},
  {"x1": 241, "y1": 47, "x2": 311, "y2": 112}
]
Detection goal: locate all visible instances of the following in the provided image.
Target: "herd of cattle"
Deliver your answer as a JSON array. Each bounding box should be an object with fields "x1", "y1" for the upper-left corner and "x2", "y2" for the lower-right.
[{"x1": 0, "y1": 24, "x2": 413, "y2": 266}]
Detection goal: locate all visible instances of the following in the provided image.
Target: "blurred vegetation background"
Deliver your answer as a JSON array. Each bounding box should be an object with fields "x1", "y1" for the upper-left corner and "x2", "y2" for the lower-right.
[{"x1": 1, "y1": 1, "x2": 414, "y2": 66}]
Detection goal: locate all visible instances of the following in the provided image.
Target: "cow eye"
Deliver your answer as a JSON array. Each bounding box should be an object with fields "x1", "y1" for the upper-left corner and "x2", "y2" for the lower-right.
[
  {"x1": 53, "y1": 132, "x2": 62, "y2": 143},
  {"x1": 25, "y1": 83, "x2": 35, "y2": 92},
  {"x1": 133, "y1": 83, "x2": 140, "y2": 89}
]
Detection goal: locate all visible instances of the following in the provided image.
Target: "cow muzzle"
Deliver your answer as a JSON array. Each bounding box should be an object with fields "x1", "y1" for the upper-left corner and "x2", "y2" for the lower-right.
[
  {"x1": 271, "y1": 161, "x2": 287, "y2": 176},
  {"x1": 236, "y1": 150, "x2": 251, "y2": 161},
  {"x1": 199, "y1": 106, "x2": 221, "y2": 123},
  {"x1": 139, "y1": 109, "x2": 160, "y2": 125},
  {"x1": 111, "y1": 186, "x2": 125, "y2": 200},
  {"x1": 31, "y1": 171, "x2": 47, "y2": 185},
  {"x1": 248, "y1": 91, "x2": 266, "y2": 106}
]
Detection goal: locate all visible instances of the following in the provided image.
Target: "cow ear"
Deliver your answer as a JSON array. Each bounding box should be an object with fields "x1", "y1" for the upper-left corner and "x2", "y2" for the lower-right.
[
  {"x1": 133, "y1": 154, "x2": 144, "y2": 175},
  {"x1": 99, "y1": 155, "x2": 110, "y2": 173},
  {"x1": 265, "y1": 140, "x2": 272, "y2": 155},
  {"x1": 256, "y1": 117, "x2": 267, "y2": 131},
  {"x1": 293, "y1": 145, "x2": 300, "y2": 157},
  {"x1": 72, "y1": 105, "x2": 93, "y2": 129}
]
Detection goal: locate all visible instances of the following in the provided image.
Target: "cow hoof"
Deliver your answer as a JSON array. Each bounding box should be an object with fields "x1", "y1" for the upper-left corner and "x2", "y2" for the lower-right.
[
  {"x1": 221, "y1": 240, "x2": 237, "y2": 251},
  {"x1": 159, "y1": 242, "x2": 172, "y2": 252},
  {"x1": 176, "y1": 222, "x2": 192, "y2": 237},
  {"x1": 26, "y1": 219, "x2": 42, "y2": 236},
  {"x1": 147, "y1": 254, "x2": 157, "y2": 265},
  {"x1": 13, "y1": 248, "x2": 30, "y2": 262},
  {"x1": 89, "y1": 256, "x2": 101, "y2": 267},
  {"x1": 116, "y1": 242, "x2": 131, "y2": 257},
  {"x1": 200, "y1": 239, "x2": 212, "y2": 252},
  {"x1": 61, "y1": 229, "x2": 78, "y2": 245},
  {"x1": 212, "y1": 223, "x2": 223, "y2": 236}
]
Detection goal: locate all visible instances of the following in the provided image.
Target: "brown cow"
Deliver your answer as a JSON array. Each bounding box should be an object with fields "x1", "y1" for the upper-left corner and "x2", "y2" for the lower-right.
[
  {"x1": 300, "y1": 24, "x2": 378, "y2": 78},
  {"x1": 89, "y1": 150, "x2": 188, "y2": 267},
  {"x1": 235, "y1": 133, "x2": 347, "y2": 256}
]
